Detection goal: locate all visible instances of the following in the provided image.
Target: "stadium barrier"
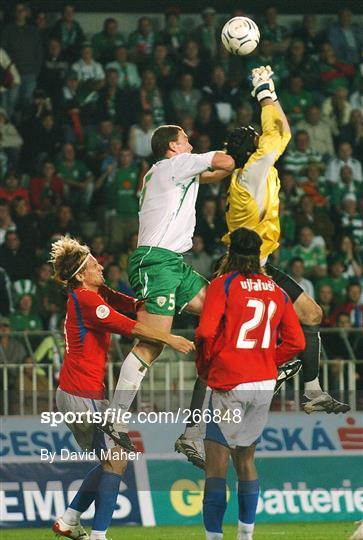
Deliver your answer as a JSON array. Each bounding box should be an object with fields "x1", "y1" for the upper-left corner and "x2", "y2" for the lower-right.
[{"x1": 0, "y1": 328, "x2": 362, "y2": 415}]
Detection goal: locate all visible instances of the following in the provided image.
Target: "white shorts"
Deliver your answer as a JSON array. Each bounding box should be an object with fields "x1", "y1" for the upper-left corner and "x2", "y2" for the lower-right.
[
  {"x1": 56, "y1": 387, "x2": 116, "y2": 456},
  {"x1": 202, "y1": 379, "x2": 275, "y2": 449}
]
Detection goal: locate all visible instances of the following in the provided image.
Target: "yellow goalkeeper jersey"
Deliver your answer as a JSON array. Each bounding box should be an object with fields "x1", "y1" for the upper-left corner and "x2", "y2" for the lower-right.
[{"x1": 223, "y1": 104, "x2": 291, "y2": 261}]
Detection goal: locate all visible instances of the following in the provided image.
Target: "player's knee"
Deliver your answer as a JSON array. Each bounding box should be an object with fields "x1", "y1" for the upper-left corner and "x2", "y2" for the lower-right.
[
  {"x1": 102, "y1": 449, "x2": 128, "y2": 475},
  {"x1": 133, "y1": 342, "x2": 164, "y2": 365},
  {"x1": 295, "y1": 294, "x2": 322, "y2": 326}
]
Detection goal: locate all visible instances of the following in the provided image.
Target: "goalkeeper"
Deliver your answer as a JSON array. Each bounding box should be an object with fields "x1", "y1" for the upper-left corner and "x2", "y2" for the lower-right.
[{"x1": 223, "y1": 65, "x2": 349, "y2": 414}]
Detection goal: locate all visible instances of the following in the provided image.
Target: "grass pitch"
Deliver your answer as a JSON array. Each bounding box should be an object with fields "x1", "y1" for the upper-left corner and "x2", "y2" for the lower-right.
[{"x1": 3, "y1": 522, "x2": 355, "y2": 539}]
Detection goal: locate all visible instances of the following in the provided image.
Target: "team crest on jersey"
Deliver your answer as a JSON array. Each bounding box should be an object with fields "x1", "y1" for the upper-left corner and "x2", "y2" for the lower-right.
[
  {"x1": 156, "y1": 296, "x2": 167, "y2": 307},
  {"x1": 96, "y1": 305, "x2": 110, "y2": 319}
]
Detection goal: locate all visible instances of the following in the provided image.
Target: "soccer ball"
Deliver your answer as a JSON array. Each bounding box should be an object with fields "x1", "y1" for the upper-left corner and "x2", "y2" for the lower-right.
[{"x1": 221, "y1": 16, "x2": 260, "y2": 56}]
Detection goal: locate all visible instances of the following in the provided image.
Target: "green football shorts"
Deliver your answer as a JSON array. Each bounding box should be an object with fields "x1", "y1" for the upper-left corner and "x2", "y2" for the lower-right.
[{"x1": 128, "y1": 246, "x2": 208, "y2": 315}]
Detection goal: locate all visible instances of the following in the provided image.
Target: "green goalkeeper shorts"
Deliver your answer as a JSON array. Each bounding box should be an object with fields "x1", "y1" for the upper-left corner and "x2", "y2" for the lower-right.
[{"x1": 128, "y1": 246, "x2": 208, "y2": 315}]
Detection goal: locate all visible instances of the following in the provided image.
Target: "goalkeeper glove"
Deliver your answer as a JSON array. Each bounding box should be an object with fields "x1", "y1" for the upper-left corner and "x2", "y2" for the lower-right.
[{"x1": 250, "y1": 65, "x2": 277, "y2": 102}]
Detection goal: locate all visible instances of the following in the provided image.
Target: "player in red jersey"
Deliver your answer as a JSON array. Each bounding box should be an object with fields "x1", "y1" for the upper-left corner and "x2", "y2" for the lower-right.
[
  {"x1": 49, "y1": 237, "x2": 194, "y2": 540},
  {"x1": 197, "y1": 228, "x2": 305, "y2": 540}
]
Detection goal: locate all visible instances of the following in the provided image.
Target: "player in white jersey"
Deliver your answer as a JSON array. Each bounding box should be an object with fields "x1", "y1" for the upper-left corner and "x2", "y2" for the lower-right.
[{"x1": 100, "y1": 125, "x2": 235, "y2": 458}]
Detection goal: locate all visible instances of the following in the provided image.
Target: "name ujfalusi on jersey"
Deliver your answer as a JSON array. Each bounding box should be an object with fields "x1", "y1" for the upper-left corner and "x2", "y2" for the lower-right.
[{"x1": 240, "y1": 278, "x2": 276, "y2": 292}]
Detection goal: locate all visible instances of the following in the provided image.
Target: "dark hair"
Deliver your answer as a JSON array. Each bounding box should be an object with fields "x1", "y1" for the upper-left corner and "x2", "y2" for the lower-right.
[
  {"x1": 104, "y1": 17, "x2": 117, "y2": 29},
  {"x1": 151, "y1": 125, "x2": 182, "y2": 160},
  {"x1": 290, "y1": 257, "x2": 304, "y2": 267},
  {"x1": 217, "y1": 228, "x2": 262, "y2": 277}
]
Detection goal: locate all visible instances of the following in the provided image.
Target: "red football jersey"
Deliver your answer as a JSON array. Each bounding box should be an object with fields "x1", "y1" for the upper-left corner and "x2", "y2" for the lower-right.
[
  {"x1": 59, "y1": 285, "x2": 137, "y2": 399},
  {"x1": 196, "y1": 271, "x2": 305, "y2": 391}
]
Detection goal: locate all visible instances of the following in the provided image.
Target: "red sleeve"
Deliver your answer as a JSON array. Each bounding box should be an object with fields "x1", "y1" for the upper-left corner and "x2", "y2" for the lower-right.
[
  {"x1": 195, "y1": 277, "x2": 226, "y2": 377},
  {"x1": 98, "y1": 284, "x2": 137, "y2": 313},
  {"x1": 78, "y1": 290, "x2": 137, "y2": 337},
  {"x1": 275, "y1": 297, "x2": 305, "y2": 366}
]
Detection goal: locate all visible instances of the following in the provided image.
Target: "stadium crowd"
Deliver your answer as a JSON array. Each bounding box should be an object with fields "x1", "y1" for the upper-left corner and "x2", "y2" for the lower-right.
[{"x1": 0, "y1": 3, "x2": 362, "y2": 394}]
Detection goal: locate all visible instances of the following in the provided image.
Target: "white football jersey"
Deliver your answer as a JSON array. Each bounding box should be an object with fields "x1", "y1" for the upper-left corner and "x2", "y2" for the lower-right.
[{"x1": 137, "y1": 152, "x2": 215, "y2": 253}]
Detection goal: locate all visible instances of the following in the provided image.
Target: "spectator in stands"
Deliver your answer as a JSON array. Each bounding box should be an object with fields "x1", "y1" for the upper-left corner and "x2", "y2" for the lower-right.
[
  {"x1": 332, "y1": 282, "x2": 363, "y2": 328},
  {"x1": 56, "y1": 143, "x2": 94, "y2": 214},
  {"x1": 40, "y1": 204, "x2": 80, "y2": 244},
  {"x1": 326, "y1": 141, "x2": 362, "y2": 183},
  {"x1": 317, "y1": 42, "x2": 355, "y2": 94},
  {"x1": 293, "y1": 15, "x2": 324, "y2": 58},
  {"x1": 194, "y1": 133, "x2": 212, "y2": 154},
  {"x1": 0, "y1": 108, "x2": 23, "y2": 166},
  {"x1": 0, "y1": 230, "x2": 33, "y2": 280},
  {"x1": 104, "y1": 262, "x2": 134, "y2": 296},
  {"x1": 279, "y1": 75, "x2": 313, "y2": 125},
  {"x1": 246, "y1": 39, "x2": 289, "y2": 89},
  {"x1": 171, "y1": 73, "x2": 201, "y2": 121},
  {"x1": 227, "y1": 102, "x2": 259, "y2": 133},
  {"x1": 284, "y1": 38, "x2": 319, "y2": 91},
  {"x1": 86, "y1": 117, "x2": 121, "y2": 170},
  {"x1": 51, "y1": 3, "x2": 85, "y2": 62},
  {"x1": 321, "y1": 87, "x2": 352, "y2": 138},
  {"x1": 349, "y1": 78, "x2": 363, "y2": 114},
  {"x1": 106, "y1": 148, "x2": 142, "y2": 246},
  {"x1": 284, "y1": 130, "x2": 322, "y2": 181},
  {"x1": 279, "y1": 199, "x2": 296, "y2": 246},
  {"x1": 90, "y1": 235, "x2": 113, "y2": 267},
  {"x1": 92, "y1": 17, "x2": 125, "y2": 65},
  {"x1": 29, "y1": 113, "x2": 63, "y2": 172},
  {"x1": 2, "y1": 2, "x2": 42, "y2": 111},
  {"x1": 0, "y1": 315, "x2": 29, "y2": 412},
  {"x1": 316, "y1": 283, "x2": 337, "y2": 327},
  {"x1": 106, "y1": 45, "x2": 141, "y2": 90},
  {"x1": 11, "y1": 196, "x2": 40, "y2": 252},
  {"x1": 290, "y1": 226, "x2": 327, "y2": 280},
  {"x1": 61, "y1": 71, "x2": 89, "y2": 144},
  {"x1": 333, "y1": 235, "x2": 362, "y2": 279},
  {"x1": 299, "y1": 162, "x2": 328, "y2": 207},
  {"x1": 138, "y1": 70, "x2": 165, "y2": 126},
  {"x1": 289, "y1": 257, "x2": 315, "y2": 299},
  {"x1": 29, "y1": 161, "x2": 64, "y2": 211},
  {"x1": 339, "y1": 194, "x2": 363, "y2": 250},
  {"x1": 128, "y1": 16, "x2": 157, "y2": 66},
  {"x1": 328, "y1": 8, "x2": 363, "y2": 66},
  {"x1": 38, "y1": 38, "x2": 69, "y2": 107},
  {"x1": 194, "y1": 7, "x2": 218, "y2": 58},
  {"x1": 160, "y1": 6, "x2": 188, "y2": 56},
  {"x1": 0, "y1": 200, "x2": 16, "y2": 245},
  {"x1": 279, "y1": 172, "x2": 302, "y2": 210},
  {"x1": 339, "y1": 109, "x2": 363, "y2": 159},
  {"x1": 128, "y1": 110, "x2": 154, "y2": 160},
  {"x1": 148, "y1": 43, "x2": 177, "y2": 91},
  {"x1": 295, "y1": 194, "x2": 334, "y2": 249},
  {"x1": 0, "y1": 268, "x2": 12, "y2": 316},
  {"x1": 95, "y1": 138, "x2": 122, "y2": 202},
  {"x1": 316, "y1": 258, "x2": 349, "y2": 305},
  {"x1": 260, "y1": 5, "x2": 290, "y2": 54},
  {"x1": 179, "y1": 39, "x2": 211, "y2": 88},
  {"x1": 72, "y1": 43, "x2": 105, "y2": 96},
  {"x1": 33, "y1": 262, "x2": 64, "y2": 325},
  {"x1": 196, "y1": 197, "x2": 226, "y2": 255},
  {"x1": 34, "y1": 10, "x2": 50, "y2": 48},
  {"x1": 203, "y1": 65, "x2": 236, "y2": 124},
  {"x1": 296, "y1": 105, "x2": 335, "y2": 159},
  {"x1": 194, "y1": 99, "x2": 226, "y2": 148},
  {"x1": 10, "y1": 293, "x2": 43, "y2": 331},
  {"x1": 183, "y1": 234, "x2": 212, "y2": 278},
  {"x1": 0, "y1": 170, "x2": 29, "y2": 204},
  {"x1": 327, "y1": 164, "x2": 363, "y2": 210},
  {"x1": 0, "y1": 47, "x2": 21, "y2": 118}
]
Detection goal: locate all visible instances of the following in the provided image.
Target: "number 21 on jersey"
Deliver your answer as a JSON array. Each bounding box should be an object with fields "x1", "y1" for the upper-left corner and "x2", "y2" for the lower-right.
[{"x1": 237, "y1": 298, "x2": 277, "y2": 349}]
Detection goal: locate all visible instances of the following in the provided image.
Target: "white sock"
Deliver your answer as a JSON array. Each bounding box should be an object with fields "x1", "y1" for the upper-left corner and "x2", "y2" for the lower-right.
[
  {"x1": 90, "y1": 530, "x2": 106, "y2": 540},
  {"x1": 205, "y1": 531, "x2": 223, "y2": 540},
  {"x1": 238, "y1": 520, "x2": 254, "y2": 540},
  {"x1": 62, "y1": 507, "x2": 81, "y2": 526},
  {"x1": 304, "y1": 377, "x2": 323, "y2": 397},
  {"x1": 109, "y1": 352, "x2": 148, "y2": 429}
]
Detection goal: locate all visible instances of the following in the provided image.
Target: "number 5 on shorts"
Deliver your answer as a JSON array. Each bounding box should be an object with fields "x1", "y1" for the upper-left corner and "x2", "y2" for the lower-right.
[{"x1": 168, "y1": 293, "x2": 175, "y2": 311}]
